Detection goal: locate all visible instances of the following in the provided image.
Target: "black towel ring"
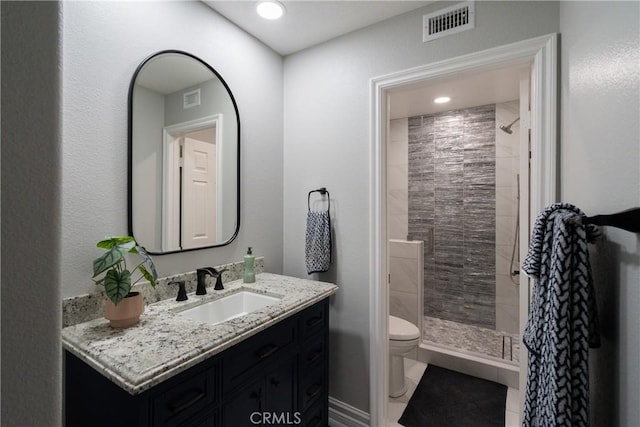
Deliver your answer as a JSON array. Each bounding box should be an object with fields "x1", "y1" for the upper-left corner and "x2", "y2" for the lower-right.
[{"x1": 308, "y1": 187, "x2": 330, "y2": 212}]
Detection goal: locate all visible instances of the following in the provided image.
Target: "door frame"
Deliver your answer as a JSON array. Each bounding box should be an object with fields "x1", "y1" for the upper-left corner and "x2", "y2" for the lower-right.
[
  {"x1": 368, "y1": 33, "x2": 558, "y2": 426},
  {"x1": 162, "y1": 114, "x2": 222, "y2": 251}
]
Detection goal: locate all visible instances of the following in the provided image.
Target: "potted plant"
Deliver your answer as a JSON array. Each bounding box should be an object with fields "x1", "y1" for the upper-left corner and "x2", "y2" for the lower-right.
[{"x1": 92, "y1": 236, "x2": 158, "y2": 327}]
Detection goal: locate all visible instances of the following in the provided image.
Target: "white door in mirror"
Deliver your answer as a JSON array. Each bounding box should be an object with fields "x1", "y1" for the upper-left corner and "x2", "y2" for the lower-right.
[{"x1": 182, "y1": 136, "x2": 216, "y2": 249}]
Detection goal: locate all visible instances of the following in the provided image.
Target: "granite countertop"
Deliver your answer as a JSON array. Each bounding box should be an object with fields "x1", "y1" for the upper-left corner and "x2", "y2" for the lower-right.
[{"x1": 62, "y1": 273, "x2": 338, "y2": 395}]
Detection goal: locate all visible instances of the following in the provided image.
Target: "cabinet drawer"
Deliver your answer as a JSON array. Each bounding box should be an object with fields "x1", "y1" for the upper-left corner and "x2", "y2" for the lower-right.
[
  {"x1": 299, "y1": 366, "x2": 325, "y2": 412},
  {"x1": 300, "y1": 335, "x2": 326, "y2": 372},
  {"x1": 299, "y1": 300, "x2": 327, "y2": 342},
  {"x1": 223, "y1": 318, "x2": 296, "y2": 391},
  {"x1": 152, "y1": 366, "x2": 217, "y2": 426}
]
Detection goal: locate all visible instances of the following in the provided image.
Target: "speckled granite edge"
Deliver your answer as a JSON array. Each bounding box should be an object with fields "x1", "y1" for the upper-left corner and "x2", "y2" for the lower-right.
[
  {"x1": 62, "y1": 257, "x2": 264, "y2": 327},
  {"x1": 62, "y1": 273, "x2": 338, "y2": 395}
]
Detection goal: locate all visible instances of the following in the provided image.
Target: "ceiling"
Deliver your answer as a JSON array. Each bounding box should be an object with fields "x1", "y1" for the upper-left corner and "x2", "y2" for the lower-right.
[
  {"x1": 203, "y1": 1, "x2": 434, "y2": 56},
  {"x1": 136, "y1": 54, "x2": 215, "y2": 94},
  {"x1": 202, "y1": 1, "x2": 527, "y2": 119},
  {"x1": 389, "y1": 65, "x2": 528, "y2": 119}
]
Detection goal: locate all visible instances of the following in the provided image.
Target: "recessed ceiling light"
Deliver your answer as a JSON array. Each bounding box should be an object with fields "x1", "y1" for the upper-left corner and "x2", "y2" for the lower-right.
[
  {"x1": 256, "y1": 1, "x2": 285, "y2": 20},
  {"x1": 434, "y1": 96, "x2": 451, "y2": 104}
]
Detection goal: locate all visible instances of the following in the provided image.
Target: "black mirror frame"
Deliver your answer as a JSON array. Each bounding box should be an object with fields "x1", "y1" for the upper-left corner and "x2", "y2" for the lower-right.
[{"x1": 127, "y1": 50, "x2": 240, "y2": 255}]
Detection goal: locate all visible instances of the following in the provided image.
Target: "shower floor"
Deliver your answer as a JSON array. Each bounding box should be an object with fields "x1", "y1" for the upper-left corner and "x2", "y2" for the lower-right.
[{"x1": 422, "y1": 316, "x2": 520, "y2": 364}]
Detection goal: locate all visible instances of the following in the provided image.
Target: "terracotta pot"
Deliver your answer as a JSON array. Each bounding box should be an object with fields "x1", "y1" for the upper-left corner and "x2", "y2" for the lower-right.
[{"x1": 104, "y1": 292, "x2": 145, "y2": 328}]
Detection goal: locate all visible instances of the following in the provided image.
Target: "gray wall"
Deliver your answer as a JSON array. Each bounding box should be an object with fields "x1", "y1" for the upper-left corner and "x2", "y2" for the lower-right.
[
  {"x1": 408, "y1": 105, "x2": 496, "y2": 330},
  {"x1": 283, "y1": 1, "x2": 560, "y2": 412},
  {"x1": 1, "y1": 1, "x2": 63, "y2": 425},
  {"x1": 559, "y1": 2, "x2": 640, "y2": 426},
  {"x1": 132, "y1": 85, "x2": 164, "y2": 251},
  {"x1": 61, "y1": 1, "x2": 284, "y2": 298}
]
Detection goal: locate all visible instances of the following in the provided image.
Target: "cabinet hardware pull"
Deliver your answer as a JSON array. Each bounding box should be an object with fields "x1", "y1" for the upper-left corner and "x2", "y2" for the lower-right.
[
  {"x1": 255, "y1": 344, "x2": 279, "y2": 359},
  {"x1": 250, "y1": 387, "x2": 262, "y2": 400},
  {"x1": 306, "y1": 316, "x2": 323, "y2": 327},
  {"x1": 168, "y1": 389, "x2": 205, "y2": 414},
  {"x1": 306, "y1": 349, "x2": 322, "y2": 363},
  {"x1": 306, "y1": 383, "x2": 321, "y2": 398}
]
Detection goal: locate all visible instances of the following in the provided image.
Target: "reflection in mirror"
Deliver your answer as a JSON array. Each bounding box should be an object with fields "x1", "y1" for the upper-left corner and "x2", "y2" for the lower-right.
[{"x1": 129, "y1": 51, "x2": 240, "y2": 254}]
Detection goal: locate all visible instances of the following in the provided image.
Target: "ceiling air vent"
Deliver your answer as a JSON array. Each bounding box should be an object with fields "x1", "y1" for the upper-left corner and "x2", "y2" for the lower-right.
[
  {"x1": 423, "y1": 1, "x2": 475, "y2": 42},
  {"x1": 183, "y1": 88, "x2": 201, "y2": 109}
]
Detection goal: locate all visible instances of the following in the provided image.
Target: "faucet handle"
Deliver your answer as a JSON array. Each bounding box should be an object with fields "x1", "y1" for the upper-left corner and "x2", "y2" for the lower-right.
[
  {"x1": 168, "y1": 280, "x2": 187, "y2": 301},
  {"x1": 197, "y1": 267, "x2": 218, "y2": 277},
  {"x1": 213, "y1": 268, "x2": 228, "y2": 290}
]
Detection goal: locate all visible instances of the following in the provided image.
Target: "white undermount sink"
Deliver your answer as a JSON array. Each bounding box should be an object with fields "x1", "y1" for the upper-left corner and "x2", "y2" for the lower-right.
[{"x1": 177, "y1": 290, "x2": 282, "y2": 326}]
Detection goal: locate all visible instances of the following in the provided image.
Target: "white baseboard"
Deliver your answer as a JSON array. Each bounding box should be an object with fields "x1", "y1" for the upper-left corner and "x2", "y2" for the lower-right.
[{"x1": 328, "y1": 396, "x2": 370, "y2": 427}]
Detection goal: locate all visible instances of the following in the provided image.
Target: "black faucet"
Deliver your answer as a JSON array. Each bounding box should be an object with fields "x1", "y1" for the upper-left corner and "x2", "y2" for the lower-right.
[
  {"x1": 214, "y1": 268, "x2": 228, "y2": 290},
  {"x1": 168, "y1": 280, "x2": 188, "y2": 301},
  {"x1": 196, "y1": 268, "x2": 217, "y2": 295}
]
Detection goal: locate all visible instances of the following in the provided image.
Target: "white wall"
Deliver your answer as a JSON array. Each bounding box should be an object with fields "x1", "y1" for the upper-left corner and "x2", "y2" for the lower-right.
[
  {"x1": 559, "y1": 2, "x2": 640, "y2": 426},
  {"x1": 1, "y1": 1, "x2": 62, "y2": 424},
  {"x1": 283, "y1": 1, "x2": 560, "y2": 412},
  {"x1": 61, "y1": 1, "x2": 284, "y2": 298}
]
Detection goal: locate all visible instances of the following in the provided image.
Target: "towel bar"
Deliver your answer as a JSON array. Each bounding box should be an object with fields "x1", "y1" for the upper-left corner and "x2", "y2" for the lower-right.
[
  {"x1": 308, "y1": 187, "x2": 330, "y2": 212},
  {"x1": 579, "y1": 207, "x2": 640, "y2": 233}
]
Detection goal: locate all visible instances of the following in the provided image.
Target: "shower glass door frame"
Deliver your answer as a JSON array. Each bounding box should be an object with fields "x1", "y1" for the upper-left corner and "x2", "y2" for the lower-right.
[{"x1": 369, "y1": 33, "x2": 558, "y2": 426}]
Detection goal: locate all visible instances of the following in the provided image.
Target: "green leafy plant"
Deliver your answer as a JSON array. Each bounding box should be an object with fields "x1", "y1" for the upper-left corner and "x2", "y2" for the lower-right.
[{"x1": 92, "y1": 236, "x2": 158, "y2": 306}]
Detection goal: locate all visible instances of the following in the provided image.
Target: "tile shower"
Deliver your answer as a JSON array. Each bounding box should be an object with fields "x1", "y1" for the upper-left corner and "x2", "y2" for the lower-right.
[{"x1": 387, "y1": 101, "x2": 520, "y2": 364}]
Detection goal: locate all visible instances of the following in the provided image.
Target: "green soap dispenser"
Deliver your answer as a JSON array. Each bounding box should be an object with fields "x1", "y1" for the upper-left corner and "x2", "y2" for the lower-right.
[{"x1": 243, "y1": 247, "x2": 255, "y2": 283}]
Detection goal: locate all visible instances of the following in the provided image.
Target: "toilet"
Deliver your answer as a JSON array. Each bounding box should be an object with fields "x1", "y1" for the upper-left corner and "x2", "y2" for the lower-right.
[{"x1": 389, "y1": 315, "x2": 421, "y2": 397}]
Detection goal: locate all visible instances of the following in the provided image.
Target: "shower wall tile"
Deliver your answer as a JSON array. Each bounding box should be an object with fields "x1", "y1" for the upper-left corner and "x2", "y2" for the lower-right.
[
  {"x1": 388, "y1": 118, "x2": 409, "y2": 240},
  {"x1": 391, "y1": 290, "x2": 419, "y2": 325},
  {"x1": 434, "y1": 113, "x2": 464, "y2": 135},
  {"x1": 388, "y1": 188, "x2": 408, "y2": 215},
  {"x1": 435, "y1": 136, "x2": 464, "y2": 157},
  {"x1": 464, "y1": 243, "x2": 495, "y2": 270},
  {"x1": 389, "y1": 239, "x2": 424, "y2": 333},
  {"x1": 390, "y1": 117, "x2": 409, "y2": 143},
  {"x1": 496, "y1": 275, "x2": 519, "y2": 306},
  {"x1": 409, "y1": 104, "x2": 496, "y2": 329},
  {"x1": 495, "y1": 101, "x2": 520, "y2": 333},
  {"x1": 496, "y1": 217, "x2": 516, "y2": 245},
  {"x1": 496, "y1": 302, "x2": 519, "y2": 334}
]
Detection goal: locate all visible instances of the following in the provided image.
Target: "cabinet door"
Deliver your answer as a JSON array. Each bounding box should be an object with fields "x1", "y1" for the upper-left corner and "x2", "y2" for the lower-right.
[
  {"x1": 265, "y1": 355, "x2": 296, "y2": 415},
  {"x1": 223, "y1": 377, "x2": 264, "y2": 427},
  {"x1": 301, "y1": 399, "x2": 327, "y2": 427}
]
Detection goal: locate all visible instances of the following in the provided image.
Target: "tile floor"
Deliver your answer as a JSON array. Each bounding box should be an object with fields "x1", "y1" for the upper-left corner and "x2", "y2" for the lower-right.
[{"x1": 388, "y1": 358, "x2": 520, "y2": 427}]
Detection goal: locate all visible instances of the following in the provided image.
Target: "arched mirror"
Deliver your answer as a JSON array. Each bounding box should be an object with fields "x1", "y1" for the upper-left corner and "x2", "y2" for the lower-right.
[{"x1": 128, "y1": 50, "x2": 240, "y2": 254}]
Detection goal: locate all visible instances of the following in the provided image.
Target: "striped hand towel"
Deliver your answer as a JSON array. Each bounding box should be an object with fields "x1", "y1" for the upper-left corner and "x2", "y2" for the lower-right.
[{"x1": 305, "y1": 210, "x2": 332, "y2": 274}]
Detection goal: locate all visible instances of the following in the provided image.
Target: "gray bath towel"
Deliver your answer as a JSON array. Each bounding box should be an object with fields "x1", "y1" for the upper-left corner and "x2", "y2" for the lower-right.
[{"x1": 305, "y1": 210, "x2": 332, "y2": 274}]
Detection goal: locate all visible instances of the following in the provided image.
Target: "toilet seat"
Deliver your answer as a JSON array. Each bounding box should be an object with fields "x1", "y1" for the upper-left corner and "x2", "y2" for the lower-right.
[{"x1": 389, "y1": 315, "x2": 420, "y2": 341}]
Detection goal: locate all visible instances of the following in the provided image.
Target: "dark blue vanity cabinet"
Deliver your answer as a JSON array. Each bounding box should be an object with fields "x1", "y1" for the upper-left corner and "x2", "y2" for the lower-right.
[{"x1": 65, "y1": 298, "x2": 329, "y2": 427}]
